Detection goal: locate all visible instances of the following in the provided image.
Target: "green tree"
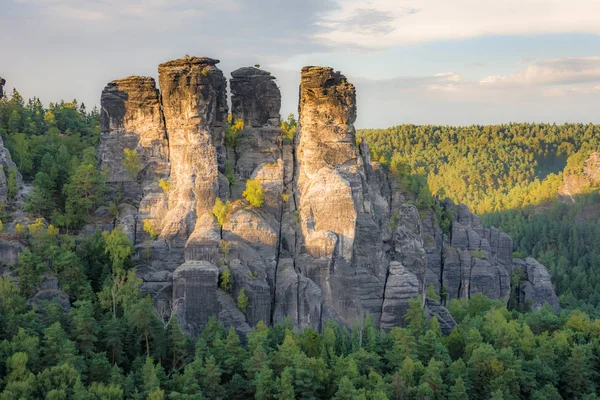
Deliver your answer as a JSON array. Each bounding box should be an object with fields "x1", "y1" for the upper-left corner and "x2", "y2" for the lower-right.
[
  {"x1": 237, "y1": 289, "x2": 249, "y2": 314},
  {"x1": 212, "y1": 197, "x2": 231, "y2": 227},
  {"x1": 122, "y1": 148, "x2": 141, "y2": 180},
  {"x1": 7, "y1": 166, "x2": 18, "y2": 200},
  {"x1": 2, "y1": 352, "x2": 36, "y2": 399},
  {"x1": 70, "y1": 300, "x2": 98, "y2": 361},
  {"x1": 254, "y1": 365, "x2": 275, "y2": 400},
  {"x1": 449, "y1": 377, "x2": 468, "y2": 400},
  {"x1": 243, "y1": 179, "x2": 264, "y2": 208},
  {"x1": 404, "y1": 296, "x2": 426, "y2": 338},
  {"x1": 278, "y1": 367, "x2": 295, "y2": 400}
]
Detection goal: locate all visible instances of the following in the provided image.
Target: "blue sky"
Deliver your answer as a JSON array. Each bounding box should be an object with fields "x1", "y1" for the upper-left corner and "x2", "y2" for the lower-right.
[{"x1": 1, "y1": 0, "x2": 599, "y2": 127}]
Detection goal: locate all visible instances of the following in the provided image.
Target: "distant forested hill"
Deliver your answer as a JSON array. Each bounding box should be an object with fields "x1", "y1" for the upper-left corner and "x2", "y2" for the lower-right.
[
  {"x1": 358, "y1": 123, "x2": 600, "y2": 215},
  {"x1": 359, "y1": 123, "x2": 600, "y2": 315}
]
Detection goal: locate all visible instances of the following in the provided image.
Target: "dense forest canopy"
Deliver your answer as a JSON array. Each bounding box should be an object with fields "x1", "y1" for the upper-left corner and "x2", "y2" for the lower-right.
[{"x1": 0, "y1": 90, "x2": 599, "y2": 399}]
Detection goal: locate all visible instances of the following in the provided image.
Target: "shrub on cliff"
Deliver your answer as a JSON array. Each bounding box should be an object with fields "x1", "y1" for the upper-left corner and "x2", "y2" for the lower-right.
[
  {"x1": 143, "y1": 219, "x2": 157, "y2": 240},
  {"x1": 224, "y1": 115, "x2": 244, "y2": 149},
  {"x1": 243, "y1": 179, "x2": 264, "y2": 208},
  {"x1": 123, "y1": 148, "x2": 141, "y2": 180},
  {"x1": 237, "y1": 289, "x2": 248, "y2": 314},
  {"x1": 212, "y1": 198, "x2": 231, "y2": 226}
]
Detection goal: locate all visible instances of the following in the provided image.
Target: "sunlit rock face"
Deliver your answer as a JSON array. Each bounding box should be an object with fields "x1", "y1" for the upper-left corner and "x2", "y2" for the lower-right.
[
  {"x1": 97, "y1": 58, "x2": 561, "y2": 337},
  {"x1": 294, "y1": 66, "x2": 389, "y2": 329},
  {"x1": 99, "y1": 76, "x2": 170, "y2": 243},
  {"x1": 560, "y1": 152, "x2": 600, "y2": 200},
  {"x1": 158, "y1": 57, "x2": 227, "y2": 265}
]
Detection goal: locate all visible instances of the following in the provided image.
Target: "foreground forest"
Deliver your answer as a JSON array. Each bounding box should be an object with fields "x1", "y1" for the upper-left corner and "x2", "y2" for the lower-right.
[
  {"x1": 0, "y1": 90, "x2": 600, "y2": 399},
  {"x1": 359, "y1": 124, "x2": 600, "y2": 316}
]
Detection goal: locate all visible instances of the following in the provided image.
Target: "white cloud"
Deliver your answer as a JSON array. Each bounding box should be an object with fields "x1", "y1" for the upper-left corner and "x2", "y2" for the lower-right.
[
  {"x1": 315, "y1": 0, "x2": 600, "y2": 49},
  {"x1": 480, "y1": 57, "x2": 600, "y2": 87}
]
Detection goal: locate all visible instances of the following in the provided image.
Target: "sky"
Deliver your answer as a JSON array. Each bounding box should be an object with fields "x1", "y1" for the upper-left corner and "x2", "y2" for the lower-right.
[{"x1": 1, "y1": 0, "x2": 600, "y2": 128}]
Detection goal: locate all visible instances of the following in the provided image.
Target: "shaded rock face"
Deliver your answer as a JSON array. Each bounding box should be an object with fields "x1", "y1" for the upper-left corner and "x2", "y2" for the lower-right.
[
  {"x1": 0, "y1": 240, "x2": 24, "y2": 267},
  {"x1": 100, "y1": 58, "x2": 559, "y2": 337},
  {"x1": 420, "y1": 203, "x2": 513, "y2": 304},
  {"x1": 173, "y1": 261, "x2": 251, "y2": 337},
  {"x1": 0, "y1": 77, "x2": 5, "y2": 98},
  {"x1": 514, "y1": 258, "x2": 560, "y2": 312}
]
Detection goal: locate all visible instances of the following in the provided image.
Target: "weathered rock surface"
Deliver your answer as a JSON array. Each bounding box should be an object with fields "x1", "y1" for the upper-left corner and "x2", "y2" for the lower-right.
[
  {"x1": 425, "y1": 298, "x2": 457, "y2": 335},
  {"x1": 0, "y1": 135, "x2": 23, "y2": 202},
  {"x1": 99, "y1": 75, "x2": 170, "y2": 246},
  {"x1": 434, "y1": 204, "x2": 512, "y2": 303},
  {"x1": 295, "y1": 66, "x2": 388, "y2": 328},
  {"x1": 381, "y1": 262, "x2": 420, "y2": 330},
  {"x1": 30, "y1": 276, "x2": 71, "y2": 312},
  {"x1": 159, "y1": 56, "x2": 228, "y2": 266},
  {"x1": 98, "y1": 58, "x2": 559, "y2": 337},
  {"x1": 0, "y1": 77, "x2": 5, "y2": 98},
  {"x1": 173, "y1": 261, "x2": 251, "y2": 337},
  {"x1": 514, "y1": 258, "x2": 560, "y2": 312},
  {"x1": 0, "y1": 239, "x2": 25, "y2": 267}
]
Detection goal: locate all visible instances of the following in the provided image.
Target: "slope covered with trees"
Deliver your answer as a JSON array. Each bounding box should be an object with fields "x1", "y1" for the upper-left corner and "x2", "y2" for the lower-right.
[
  {"x1": 484, "y1": 193, "x2": 600, "y2": 316},
  {"x1": 0, "y1": 88, "x2": 104, "y2": 231},
  {"x1": 358, "y1": 123, "x2": 600, "y2": 215},
  {"x1": 359, "y1": 124, "x2": 600, "y2": 315}
]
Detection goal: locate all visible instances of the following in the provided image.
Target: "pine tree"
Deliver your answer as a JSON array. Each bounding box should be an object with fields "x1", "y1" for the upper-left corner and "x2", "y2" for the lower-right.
[
  {"x1": 278, "y1": 367, "x2": 295, "y2": 400},
  {"x1": 449, "y1": 377, "x2": 469, "y2": 400},
  {"x1": 254, "y1": 365, "x2": 275, "y2": 400}
]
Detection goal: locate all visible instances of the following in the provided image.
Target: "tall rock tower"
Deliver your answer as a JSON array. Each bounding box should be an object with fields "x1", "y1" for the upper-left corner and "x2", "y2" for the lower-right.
[
  {"x1": 0, "y1": 77, "x2": 5, "y2": 98},
  {"x1": 295, "y1": 67, "x2": 389, "y2": 327},
  {"x1": 99, "y1": 76, "x2": 170, "y2": 242},
  {"x1": 158, "y1": 56, "x2": 228, "y2": 263}
]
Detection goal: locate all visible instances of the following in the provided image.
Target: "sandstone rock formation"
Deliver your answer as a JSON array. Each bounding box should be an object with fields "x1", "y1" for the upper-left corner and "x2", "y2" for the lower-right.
[
  {"x1": 158, "y1": 56, "x2": 227, "y2": 256},
  {"x1": 421, "y1": 203, "x2": 512, "y2": 303},
  {"x1": 514, "y1": 257, "x2": 560, "y2": 312},
  {"x1": 295, "y1": 66, "x2": 388, "y2": 329},
  {"x1": 0, "y1": 135, "x2": 23, "y2": 203},
  {"x1": 99, "y1": 57, "x2": 560, "y2": 337},
  {"x1": 99, "y1": 75, "x2": 170, "y2": 244}
]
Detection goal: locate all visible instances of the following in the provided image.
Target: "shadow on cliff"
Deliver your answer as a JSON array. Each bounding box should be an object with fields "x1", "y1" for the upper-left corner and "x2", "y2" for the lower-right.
[{"x1": 481, "y1": 190, "x2": 600, "y2": 315}]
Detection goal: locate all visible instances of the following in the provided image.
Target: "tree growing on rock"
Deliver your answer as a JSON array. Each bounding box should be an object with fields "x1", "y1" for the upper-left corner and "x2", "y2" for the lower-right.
[
  {"x1": 243, "y1": 179, "x2": 264, "y2": 208},
  {"x1": 237, "y1": 289, "x2": 249, "y2": 314},
  {"x1": 123, "y1": 148, "x2": 141, "y2": 180},
  {"x1": 212, "y1": 198, "x2": 231, "y2": 227}
]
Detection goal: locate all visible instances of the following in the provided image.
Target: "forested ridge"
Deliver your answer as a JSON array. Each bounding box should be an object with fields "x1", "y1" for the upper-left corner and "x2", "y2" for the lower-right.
[
  {"x1": 359, "y1": 124, "x2": 600, "y2": 316},
  {"x1": 1, "y1": 89, "x2": 600, "y2": 399},
  {"x1": 357, "y1": 123, "x2": 600, "y2": 215}
]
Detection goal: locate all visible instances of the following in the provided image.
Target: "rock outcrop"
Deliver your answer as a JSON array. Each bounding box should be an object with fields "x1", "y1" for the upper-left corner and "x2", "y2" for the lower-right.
[
  {"x1": 99, "y1": 76, "x2": 170, "y2": 244},
  {"x1": 0, "y1": 77, "x2": 5, "y2": 98},
  {"x1": 560, "y1": 152, "x2": 600, "y2": 200},
  {"x1": 514, "y1": 258, "x2": 560, "y2": 312},
  {"x1": 421, "y1": 203, "x2": 512, "y2": 304},
  {"x1": 99, "y1": 57, "x2": 559, "y2": 337},
  {"x1": 0, "y1": 135, "x2": 23, "y2": 203},
  {"x1": 294, "y1": 66, "x2": 388, "y2": 329}
]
